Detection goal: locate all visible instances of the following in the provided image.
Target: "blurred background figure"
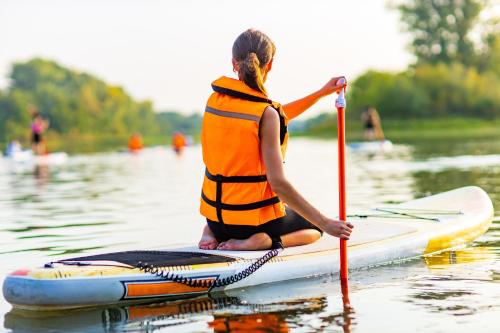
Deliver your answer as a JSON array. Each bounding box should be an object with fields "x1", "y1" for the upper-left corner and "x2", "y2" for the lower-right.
[
  {"x1": 5, "y1": 140, "x2": 22, "y2": 157},
  {"x1": 361, "y1": 106, "x2": 385, "y2": 141},
  {"x1": 171, "y1": 131, "x2": 186, "y2": 154},
  {"x1": 30, "y1": 108, "x2": 50, "y2": 155},
  {"x1": 128, "y1": 132, "x2": 144, "y2": 152}
]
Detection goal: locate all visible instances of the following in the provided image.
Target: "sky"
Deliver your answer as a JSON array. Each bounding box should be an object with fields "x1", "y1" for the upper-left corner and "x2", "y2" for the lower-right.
[{"x1": 0, "y1": 0, "x2": 414, "y2": 115}]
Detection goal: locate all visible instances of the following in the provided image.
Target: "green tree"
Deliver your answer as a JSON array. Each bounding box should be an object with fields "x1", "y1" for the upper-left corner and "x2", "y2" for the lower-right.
[
  {"x1": 0, "y1": 57, "x2": 209, "y2": 152},
  {"x1": 477, "y1": 31, "x2": 500, "y2": 76},
  {"x1": 155, "y1": 112, "x2": 202, "y2": 136},
  {"x1": 396, "y1": 0, "x2": 483, "y2": 66},
  {"x1": 0, "y1": 58, "x2": 163, "y2": 148},
  {"x1": 347, "y1": 70, "x2": 430, "y2": 119}
]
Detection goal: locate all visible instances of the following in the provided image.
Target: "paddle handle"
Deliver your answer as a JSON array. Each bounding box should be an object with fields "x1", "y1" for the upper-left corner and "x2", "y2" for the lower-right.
[{"x1": 335, "y1": 79, "x2": 349, "y2": 305}]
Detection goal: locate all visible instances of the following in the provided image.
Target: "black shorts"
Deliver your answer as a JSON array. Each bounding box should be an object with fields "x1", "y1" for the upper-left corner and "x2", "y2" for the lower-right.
[
  {"x1": 207, "y1": 207, "x2": 323, "y2": 243},
  {"x1": 31, "y1": 133, "x2": 41, "y2": 144}
]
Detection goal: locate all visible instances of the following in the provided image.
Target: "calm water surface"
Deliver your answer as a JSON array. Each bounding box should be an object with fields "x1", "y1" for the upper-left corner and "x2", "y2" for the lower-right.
[{"x1": 1, "y1": 138, "x2": 499, "y2": 333}]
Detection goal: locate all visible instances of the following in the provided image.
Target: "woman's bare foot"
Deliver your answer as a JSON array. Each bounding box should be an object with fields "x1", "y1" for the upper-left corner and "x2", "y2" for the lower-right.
[
  {"x1": 217, "y1": 233, "x2": 271, "y2": 251},
  {"x1": 198, "y1": 225, "x2": 219, "y2": 250}
]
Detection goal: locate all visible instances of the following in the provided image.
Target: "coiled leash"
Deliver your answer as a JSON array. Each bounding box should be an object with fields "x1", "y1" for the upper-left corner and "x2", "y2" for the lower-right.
[{"x1": 136, "y1": 240, "x2": 283, "y2": 290}]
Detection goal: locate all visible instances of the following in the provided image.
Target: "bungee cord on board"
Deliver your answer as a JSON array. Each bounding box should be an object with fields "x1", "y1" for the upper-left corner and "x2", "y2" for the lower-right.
[
  {"x1": 347, "y1": 208, "x2": 463, "y2": 222},
  {"x1": 136, "y1": 247, "x2": 282, "y2": 290}
]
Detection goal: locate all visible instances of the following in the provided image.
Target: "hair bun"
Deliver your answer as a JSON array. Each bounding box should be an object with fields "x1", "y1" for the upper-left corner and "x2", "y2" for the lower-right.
[
  {"x1": 243, "y1": 53, "x2": 259, "y2": 75},
  {"x1": 232, "y1": 29, "x2": 275, "y2": 94},
  {"x1": 246, "y1": 52, "x2": 260, "y2": 67}
]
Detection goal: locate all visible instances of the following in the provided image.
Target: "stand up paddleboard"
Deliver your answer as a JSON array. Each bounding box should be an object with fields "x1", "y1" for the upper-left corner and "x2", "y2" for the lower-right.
[
  {"x1": 347, "y1": 140, "x2": 393, "y2": 153},
  {"x1": 4, "y1": 150, "x2": 68, "y2": 165},
  {"x1": 2, "y1": 186, "x2": 493, "y2": 310}
]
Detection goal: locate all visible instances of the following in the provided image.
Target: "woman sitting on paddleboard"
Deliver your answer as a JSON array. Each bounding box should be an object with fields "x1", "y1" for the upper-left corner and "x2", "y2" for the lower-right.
[{"x1": 199, "y1": 29, "x2": 353, "y2": 251}]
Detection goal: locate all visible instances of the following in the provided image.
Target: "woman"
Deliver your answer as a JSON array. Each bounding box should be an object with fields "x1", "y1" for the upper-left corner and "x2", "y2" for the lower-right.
[
  {"x1": 361, "y1": 106, "x2": 385, "y2": 141},
  {"x1": 31, "y1": 111, "x2": 49, "y2": 155},
  {"x1": 199, "y1": 29, "x2": 353, "y2": 251}
]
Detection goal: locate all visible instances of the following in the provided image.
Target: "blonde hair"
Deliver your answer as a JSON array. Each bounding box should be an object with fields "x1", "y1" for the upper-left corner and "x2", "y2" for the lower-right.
[{"x1": 232, "y1": 29, "x2": 276, "y2": 94}]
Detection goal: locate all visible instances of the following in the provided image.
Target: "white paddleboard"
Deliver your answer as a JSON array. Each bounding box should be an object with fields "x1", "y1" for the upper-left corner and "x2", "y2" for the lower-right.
[
  {"x1": 2, "y1": 186, "x2": 493, "y2": 310},
  {"x1": 347, "y1": 140, "x2": 393, "y2": 153},
  {"x1": 5, "y1": 150, "x2": 68, "y2": 165}
]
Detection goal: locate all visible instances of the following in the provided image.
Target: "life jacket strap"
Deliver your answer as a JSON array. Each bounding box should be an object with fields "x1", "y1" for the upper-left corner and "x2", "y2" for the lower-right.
[
  {"x1": 205, "y1": 168, "x2": 267, "y2": 183},
  {"x1": 211, "y1": 85, "x2": 273, "y2": 104},
  {"x1": 201, "y1": 192, "x2": 281, "y2": 212},
  {"x1": 203, "y1": 168, "x2": 281, "y2": 223}
]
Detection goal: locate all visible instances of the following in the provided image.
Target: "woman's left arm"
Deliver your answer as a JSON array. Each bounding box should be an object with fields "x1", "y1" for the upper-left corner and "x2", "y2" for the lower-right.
[{"x1": 282, "y1": 76, "x2": 346, "y2": 120}]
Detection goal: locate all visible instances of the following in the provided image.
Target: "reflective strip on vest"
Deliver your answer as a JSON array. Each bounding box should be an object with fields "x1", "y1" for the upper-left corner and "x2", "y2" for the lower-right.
[{"x1": 205, "y1": 106, "x2": 260, "y2": 123}]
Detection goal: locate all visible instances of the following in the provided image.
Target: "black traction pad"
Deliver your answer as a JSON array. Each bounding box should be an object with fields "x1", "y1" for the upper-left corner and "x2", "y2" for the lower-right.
[{"x1": 63, "y1": 250, "x2": 236, "y2": 267}]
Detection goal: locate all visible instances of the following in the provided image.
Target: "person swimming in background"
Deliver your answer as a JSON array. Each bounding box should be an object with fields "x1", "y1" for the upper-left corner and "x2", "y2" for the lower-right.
[
  {"x1": 30, "y1": 110, "x2": 49, "y2": 155},
  {"x1": 361, "y1": 106, "x2": 385, "y2": 141},
  {"x1": 128, "y1": 132, "x2": 144, "y2": 151},
  {"x1": 198, "y1": 29, "x2": 353, "y2": 251},
  {"x1": 171, "y1": 131, "x2": 186, "y2": 154}
]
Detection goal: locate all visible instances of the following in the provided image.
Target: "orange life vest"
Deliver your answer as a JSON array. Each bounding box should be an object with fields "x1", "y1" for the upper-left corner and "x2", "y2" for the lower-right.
[
  {"x1": 200, "y1": 76, "x2": 289, "y2": 226},
  {"x1": 128, "y1": 133, "x2": 143, "y2": 150},
  {"x1": 172, "y1": 133, "x2": 186, "y2": 150}
]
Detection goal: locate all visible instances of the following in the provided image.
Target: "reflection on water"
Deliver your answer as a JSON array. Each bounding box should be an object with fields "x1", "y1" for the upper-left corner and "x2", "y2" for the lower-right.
[
  {"x1": 1, "y1": 272, "x2": 370, "y2": 333},
  {"x1": 1, "y1": 138, "x2": 499, "y2": 332}
]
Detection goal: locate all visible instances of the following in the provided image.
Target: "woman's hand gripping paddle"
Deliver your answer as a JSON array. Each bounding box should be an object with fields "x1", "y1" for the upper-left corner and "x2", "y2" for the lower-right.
[{"x1": 335, "y1": 78, "x2": 350, "y2": 308}]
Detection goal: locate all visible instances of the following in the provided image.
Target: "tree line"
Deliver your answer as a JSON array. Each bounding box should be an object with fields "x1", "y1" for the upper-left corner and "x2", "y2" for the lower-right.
[
  {"x1": 304, "y1": 0, "x2": 499, "y2": 134},
  {"x1": 0, "y1": 58, "x2": 201, "y2": 147}
]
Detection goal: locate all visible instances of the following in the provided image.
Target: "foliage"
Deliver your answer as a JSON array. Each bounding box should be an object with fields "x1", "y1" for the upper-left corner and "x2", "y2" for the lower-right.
[
  {"x1": 155, "y1": 112, "x2": 202, "y2": 136},
  {"x1": 347, "y1": 62, "x2": 500, "y2": 120},
  {"x1": 298, "y1": 113, "x2": 500, "y2": 142},
  {"x1": 0, "y1": 58, "x2": 201, "y2": 149},
  {"x1": 477, "y1": 33, "x2": 500, "y2": 76},
  {"x1": 334, "y1": 1, "x2": 500, "y2": 123},
  {"x1": 395, "y1": 0, "x2": 483, "y2": 66}
]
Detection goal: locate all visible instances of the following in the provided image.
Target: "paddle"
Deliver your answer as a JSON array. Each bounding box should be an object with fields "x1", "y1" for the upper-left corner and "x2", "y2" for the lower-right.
[{"x1": 335, "y1": 78, "x2": 350, "y2": 307}]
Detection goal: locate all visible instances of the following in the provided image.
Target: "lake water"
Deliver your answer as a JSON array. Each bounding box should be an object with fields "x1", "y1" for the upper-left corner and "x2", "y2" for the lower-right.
[{"x1": 0, "y1": 137, "x2": 499, "y2": 333}]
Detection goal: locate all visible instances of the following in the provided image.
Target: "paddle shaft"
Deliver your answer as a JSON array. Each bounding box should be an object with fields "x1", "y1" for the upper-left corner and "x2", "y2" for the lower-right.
[
  {"x1": 335, "y1": 82, "x2": 350, "y2": 305},
  {"x1": 337, "y1": 105, "x2": 347, "y2": 280}
]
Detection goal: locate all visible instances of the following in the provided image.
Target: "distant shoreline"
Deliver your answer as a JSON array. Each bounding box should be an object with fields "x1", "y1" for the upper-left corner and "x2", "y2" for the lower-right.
[
  {"x1": 2, "y1": 117, "x2": 498, "y2": 154},
  {"x1": 292, "y1": 117, "x2": 500, "y2": 143}
]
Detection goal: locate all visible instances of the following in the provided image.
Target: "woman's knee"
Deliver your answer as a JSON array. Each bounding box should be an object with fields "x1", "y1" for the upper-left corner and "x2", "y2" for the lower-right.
[
  {"x1": 250, "y1": 232, "x2": 272, "y2": 242},
  {"x1": 281, "y1": 229, "x2": 321, "y2": 247},
  {"x1": 304, "y1": 229, "x2": 322, "y2": 242}
]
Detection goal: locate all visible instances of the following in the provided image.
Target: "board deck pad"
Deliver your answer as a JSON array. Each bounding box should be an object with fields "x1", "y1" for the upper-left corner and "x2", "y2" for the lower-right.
[
  {"x1": 61, "y1": 250, "x2": 236, "y2": 267},
  {"x1": 55, "y1": 220, "x2": 419, "y2": 267}
]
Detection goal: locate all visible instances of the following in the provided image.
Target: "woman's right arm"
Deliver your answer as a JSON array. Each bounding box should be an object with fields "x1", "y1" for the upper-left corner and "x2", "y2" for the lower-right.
[{"x1": 260, "y1": 106, "x2": 353, "y2": 239}]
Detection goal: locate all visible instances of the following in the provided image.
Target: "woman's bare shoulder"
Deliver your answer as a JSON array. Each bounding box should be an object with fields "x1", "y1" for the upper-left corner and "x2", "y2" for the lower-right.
[{"x1": 262, "y1": 106, "x2": 279, "y2": 121}]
